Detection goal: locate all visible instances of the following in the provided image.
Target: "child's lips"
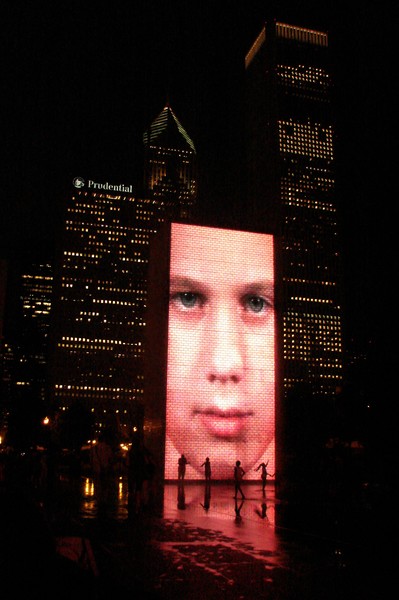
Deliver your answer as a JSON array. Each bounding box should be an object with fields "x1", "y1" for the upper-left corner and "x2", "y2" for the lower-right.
[{"x1": 197, "y1": 410, "x2": 252, "y2": 438}]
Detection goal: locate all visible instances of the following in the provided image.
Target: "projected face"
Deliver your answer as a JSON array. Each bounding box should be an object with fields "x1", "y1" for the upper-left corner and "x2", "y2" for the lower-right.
[{"x1": 166, "y1": 224, "x2": 275, "y2": 480}]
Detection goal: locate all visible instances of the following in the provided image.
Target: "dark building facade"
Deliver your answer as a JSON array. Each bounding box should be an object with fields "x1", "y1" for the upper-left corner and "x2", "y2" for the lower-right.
[{"x1": 245, "y1": 22, "x2": 343, "y2": 414}]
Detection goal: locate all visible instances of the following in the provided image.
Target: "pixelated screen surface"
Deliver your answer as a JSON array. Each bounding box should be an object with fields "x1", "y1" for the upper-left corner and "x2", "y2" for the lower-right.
[{"x1": 165, "y1": 224, "x2": 275, "y2": 481}]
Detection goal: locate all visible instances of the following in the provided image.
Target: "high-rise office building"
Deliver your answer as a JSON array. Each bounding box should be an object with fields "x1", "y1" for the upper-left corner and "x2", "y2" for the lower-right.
[
  {"x1": 2, "y1": 263, "x2": 53, "y2": 399},
  {"x1": 19, "y1": 263, "x2": 53, "y2": 402},
  {"x1": 49, "y1": 107, "x2": 197, "y2": 439},
  {"x1": 1, "y1": 262, "x2": 53, "y2": 443},
  {"x1": 49, "y1": 178, "x2": 165, "y2": 439},
  {"x1": 143, "y1": 104, "x2": 197, "y2": 221},
  {"x1": 21, "y1": 264, "x2": 53, "y2": 341},
  {"x1": 245, "y1": 22, "x2": 343, "y2": 408}
]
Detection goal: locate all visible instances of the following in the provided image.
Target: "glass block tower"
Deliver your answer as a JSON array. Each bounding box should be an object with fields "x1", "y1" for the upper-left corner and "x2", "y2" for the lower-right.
[
  {"x1": 143, "y1": 104, "x2": 197, "y2": 221},
  {"x1": 245, "y1": 21, "x2": 343, "y2": 407}
]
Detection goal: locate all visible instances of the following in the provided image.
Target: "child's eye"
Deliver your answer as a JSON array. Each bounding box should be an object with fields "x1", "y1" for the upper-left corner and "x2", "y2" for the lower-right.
[
  {"x1": 243, "y1": 295, "x2": 271, "y2": 314},
  {"x1": 171, "y1": 292, "x2": 203, "y2": 309}
]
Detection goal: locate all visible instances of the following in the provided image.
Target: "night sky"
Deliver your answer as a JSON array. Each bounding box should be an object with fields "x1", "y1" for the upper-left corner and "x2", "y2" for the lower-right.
[{"x1": 2, "y1": 1, "x2": 394, "y2": 363}]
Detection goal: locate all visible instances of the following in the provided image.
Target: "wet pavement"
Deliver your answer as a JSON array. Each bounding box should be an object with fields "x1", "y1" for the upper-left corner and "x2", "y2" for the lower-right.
[
  {"x1": 1, "y1": 473, "x2": 394, "y2": 599},
  {"x1": 60, "y1": 477, "x2": 395, "y2": 598}
]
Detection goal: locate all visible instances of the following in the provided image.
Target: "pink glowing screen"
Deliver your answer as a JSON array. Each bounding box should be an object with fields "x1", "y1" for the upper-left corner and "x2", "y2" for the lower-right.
[{"x1": 165, "y1": 224, "x2": 275, "y2": 481}]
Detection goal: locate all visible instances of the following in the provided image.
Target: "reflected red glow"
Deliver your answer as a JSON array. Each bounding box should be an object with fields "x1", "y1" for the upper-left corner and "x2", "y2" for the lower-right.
[{"x1": 165, "y1": 224, "x2": 275, "y2": 480}]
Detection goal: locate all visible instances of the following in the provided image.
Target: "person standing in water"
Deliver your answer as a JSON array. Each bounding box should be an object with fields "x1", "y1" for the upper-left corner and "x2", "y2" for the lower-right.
[
  {"x1": 255, "y1": 460, "x2": 274, "y2": 495},
  {"x1": 201, "y1": 457, "x2": 212, "y2": 481},
  {"x1": 178, "y1": 454, "x2": 188, "y2": 480},
  {"x1": 234, "y1": 460, "x2": 245, "y2": 499}
]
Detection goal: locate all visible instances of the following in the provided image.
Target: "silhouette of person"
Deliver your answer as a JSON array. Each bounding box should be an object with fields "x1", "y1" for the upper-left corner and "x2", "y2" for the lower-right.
[
  {"x1": 178, "y1": 454, "x2": 188, "y2": 480},
  {"x1": 127, "y1": 435, "x2": 151, "y2": 514},
  {"x1": 234, "y1": 460, "x2": 245, "y2": 499},
  {"x1": 201, "y1": 457, "x2": 212, "y2": 481},
  {"x1": 255, "y1": 460, "x2": 274, "y2": 495},
  {"x1": 90, "y1": 431, "x2": 114, "y2": 504},
  {"x1": 142, "y1": 445, "x2": 156, "y2": 509}
]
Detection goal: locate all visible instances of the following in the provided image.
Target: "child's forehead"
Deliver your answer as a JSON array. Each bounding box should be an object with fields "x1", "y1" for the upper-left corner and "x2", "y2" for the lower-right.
[
  {"x1": 171, "y1": 224, "x2": 273, "y2": 254},
  {"x1": 170, "y1": 242, "x2": 273, "y2": 277},
  {"x1": 170, "y1": 225, "x2": 274, "y2": 288}
]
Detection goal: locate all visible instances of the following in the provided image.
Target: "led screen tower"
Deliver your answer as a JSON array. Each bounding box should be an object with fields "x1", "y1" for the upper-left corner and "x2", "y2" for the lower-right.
[
  {"x1": 145, "y1": 223, "x2": 276, "y2": 481},
  {"x1": 245, "y1": 22, "x2": 343, "y2": 409}
]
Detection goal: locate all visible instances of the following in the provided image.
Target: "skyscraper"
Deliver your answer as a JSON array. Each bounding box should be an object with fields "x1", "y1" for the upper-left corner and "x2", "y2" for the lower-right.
[
  {"x1": 1, "y1": 262, "x2": 53, "y2": 445},
  {"x1": 19, "y1": 263, "x2": 53, "y2": 403},
  {"x1": 49, "y1": 107, "x2": 197, "y2": 440},
  {"x1": 143, "y1": 104, "x2": 197, "y2": 221},
  {"x1": 48, "y1": 179, "x2": 158, "y2": 439},
  {"x1": 245, "y1": 22, "x2": 343, "y2": 409}
]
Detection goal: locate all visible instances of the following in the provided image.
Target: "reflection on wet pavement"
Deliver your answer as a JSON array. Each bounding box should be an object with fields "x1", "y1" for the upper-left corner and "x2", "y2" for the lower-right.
[
  {"x1": 150, "y1": 484, "x2": 284, "y2": 598},
  {"x1": 79, "y1": 475, "x2": 129, "y2": 521},
  {"x1": 162, "y1": 482, "x2": 280, "y2": 559},
  {"x1": 72, "y1": 476, "x2": 388, "y2": 599},
  {"x1": 1, "y1": 442, "x2": 393, "y2": 600}
]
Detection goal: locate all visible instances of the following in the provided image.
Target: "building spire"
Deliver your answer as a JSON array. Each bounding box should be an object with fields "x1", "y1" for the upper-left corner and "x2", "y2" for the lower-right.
[
  {"x1": 143, "y1": 104, "x2": 197, "y2": 214},
  {"x1": 143, "y1": 105, "x2": 196, "y2": 153}
]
